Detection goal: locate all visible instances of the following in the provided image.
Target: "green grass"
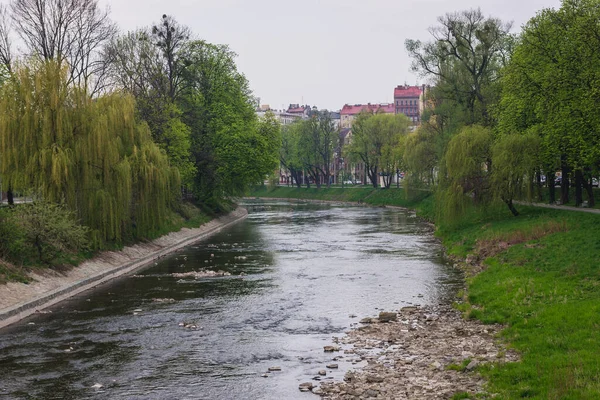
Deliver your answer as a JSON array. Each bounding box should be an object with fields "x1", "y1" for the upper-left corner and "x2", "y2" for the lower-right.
[
  {"x1": 249, "y1": 185, "x2": 431, "y2": 208},
  {"x1": 250, "y1": 185, "x2": 600, "y2": 399}
]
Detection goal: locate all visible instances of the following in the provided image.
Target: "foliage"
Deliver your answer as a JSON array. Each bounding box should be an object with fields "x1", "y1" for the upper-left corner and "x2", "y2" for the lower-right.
[
  {"x1": 0, "y1": 61, "x2": 180, "y2": 247},
  {"x1": 403, "y1": 124, "x2": 439, "y2": 188},
  {"x1": 406, "y1": 8, "x2": 512, "y2": 127},
  {"x1": 440, "y1": 125, "x2": 492, "y2": 222},
  {"x1": 491, "y1": 133, "x2": 541, "y2": 215},
  {"x1": 497, "y1": 0, "x2": 600, "y2": 205},
  {"x1": 293, "y1": 112, "x2": 336, "y2": 188},
  {"x1": 9, "y1": 201, "x2": 89, "y2": 264},
  {"x1": 177, "y1": 40, "x2": 276, "y2": 206},
  {"x1": 280, "y1": 124, "x2": 303, "y2": 187},
  {"x1": 346, "y1": 112, "x2": 410, "y2": 188}
]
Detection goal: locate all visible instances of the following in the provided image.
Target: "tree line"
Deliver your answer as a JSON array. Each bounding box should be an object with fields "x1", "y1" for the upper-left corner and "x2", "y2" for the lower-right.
[
  {"x1": 403, "y1": 0, "x2": 599, "y2": 220},
  {"x1": 279, "y1": 0, "x2": 599, "y2": 221},
  {"x1": 0, "y1": 0, "x2": 279, "y2": 265}
]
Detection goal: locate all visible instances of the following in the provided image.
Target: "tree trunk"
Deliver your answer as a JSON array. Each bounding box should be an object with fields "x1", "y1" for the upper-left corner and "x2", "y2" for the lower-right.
[
  {"x1": 560, "y1": 159, "x2": 569, "y2": 204},
  {"x1": 35, "y1": 236, "x2": 43, "y2": 263},
  {"x1": 575, "y1": 170, "x2": 583, "y2": 207},
  {"x1": 548, "y1": 171, "x2": 555, "y2": 204},
  {"x1": 369, "y1": 166, "x2": 378, "y2": 188},
  {"x1": 7, "y1": 186, "x2": 13, "y2": 206},
  {"x1": 536, "y1": 170, "x2": 543, "y2": 202},
  {"x1": 504, "y1": 198, "x2": 519, "y2": 216},
  {"x1": 585, "y1": 177, "x2": 595, "y2": 208}
]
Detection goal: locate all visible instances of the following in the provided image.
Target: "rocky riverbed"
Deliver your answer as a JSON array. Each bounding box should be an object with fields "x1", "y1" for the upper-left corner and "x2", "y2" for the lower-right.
[{"x1": 309, "y1": 305, "x2": 518, "y2": 399}]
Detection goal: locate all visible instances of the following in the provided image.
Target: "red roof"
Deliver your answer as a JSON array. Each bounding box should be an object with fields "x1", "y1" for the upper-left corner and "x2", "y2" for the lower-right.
[
  {"x1": 287, "y1": 107, "x2": 306, "y2": 114},
  {"x1": 341, "y1": 103, "x2": 395, "y2": 116},
  {"x1": 394, "y1": 85, "x2": 422, "y2": 98}
]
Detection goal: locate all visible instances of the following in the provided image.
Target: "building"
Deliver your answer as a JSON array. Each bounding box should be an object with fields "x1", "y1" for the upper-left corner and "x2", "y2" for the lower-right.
[
  {"x1": 329, "y1": 111, "x2": 341, "y2": 130},
  {"x1": 340, "y1": 103, "x2": 395, "y2": 129},
  {"x1": 394, "y1": 85, "x2": 423, "y2": 124},
  {"x1": 256, "y1": 105, "x2": 302, "y2": 126},
  {"x1": 286, "y1": 104, "x2": 312, "y2": 119}
]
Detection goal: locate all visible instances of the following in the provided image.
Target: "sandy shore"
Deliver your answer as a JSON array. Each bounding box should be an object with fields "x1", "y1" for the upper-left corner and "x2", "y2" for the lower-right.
[{"x1": 0, "y1": 207, "x2": 248, "y2": 329}]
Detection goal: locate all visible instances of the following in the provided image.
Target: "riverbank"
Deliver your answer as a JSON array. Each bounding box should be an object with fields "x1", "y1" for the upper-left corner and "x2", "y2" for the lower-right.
[
  {"x1": 0, "y1": 207, "x2": 248, "y2": 329},
  {"x1": 317, "y1": 305, "x2": 518, "y2": 399},
  {"x1": 252, "y1": 187, "x2": 600, "y2": 399}
]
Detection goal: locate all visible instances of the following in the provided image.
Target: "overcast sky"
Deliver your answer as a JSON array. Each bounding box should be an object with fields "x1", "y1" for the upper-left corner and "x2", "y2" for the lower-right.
[{"x1": 91, "y1": 1, "x2": 561, "y2": 110}]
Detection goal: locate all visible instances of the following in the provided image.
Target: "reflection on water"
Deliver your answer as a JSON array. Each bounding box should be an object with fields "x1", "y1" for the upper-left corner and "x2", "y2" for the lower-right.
[{"x1": 0, "y1": 200, "x2": 462, "y2": 399}]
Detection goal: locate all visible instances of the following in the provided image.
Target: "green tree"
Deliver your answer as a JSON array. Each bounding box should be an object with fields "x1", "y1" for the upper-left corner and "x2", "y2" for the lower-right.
[
  {"x1": 403, "y1": 125, "x2": 439, "y2": 188},
  {"x1": 406, "y1": 8, "x2": 512, "y2": 127},
  {"x1": 498, "y1": 0, "x2": 600, "y2": 206},
  {"x1": 0, "y1": 61, "x2": 180, "y2": 247},
  {"x1": 491, "y1": 133, "x2": 541, "y2": 216},
  {"x1": 11, "y1": 201, "x2": 89, "y2": 264},
  {"x1": 280, "y1": 124, "x2": 303, "y2": 187},
  {"x1": 347, "y1": 112, "x2": 410, "y2": 188},
  {"x1": 442, "y1": 125, "x2": 493, "y2": 220},
  {"x1": 180, "y1": 40, "x2": 275, "y2": 206}
]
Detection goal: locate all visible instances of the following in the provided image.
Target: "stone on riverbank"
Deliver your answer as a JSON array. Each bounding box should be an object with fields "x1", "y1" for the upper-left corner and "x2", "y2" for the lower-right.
[
  {"x1": 319, "y1": 305, "x2": 519, "y2": 399},
  {"x1": 299, "y1": 382, "x2": 313, "y2": 392},
  {"x1": 378, "y1": 311, "x2": 397, "y2": 322}
]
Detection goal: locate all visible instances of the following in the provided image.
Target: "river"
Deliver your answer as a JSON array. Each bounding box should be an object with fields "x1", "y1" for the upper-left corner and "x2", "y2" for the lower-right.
[{"x1": 0, "y1": 200, "x2": 462, "y2": 399}]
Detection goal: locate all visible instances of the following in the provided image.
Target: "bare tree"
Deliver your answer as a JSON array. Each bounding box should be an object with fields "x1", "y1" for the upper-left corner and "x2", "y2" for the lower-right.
[
  {"x1": 9, "y1": 0, "x2": 116, "y2": 94},
  {"x1": 0, "y1": 4, "x2": 13, "y2": 74},
  {"x1": 151, "y1": 14, "x2": 191, "y2": 101},
  {"x1": 105, "y1": 15, "x2": 191, "y2": 101}
]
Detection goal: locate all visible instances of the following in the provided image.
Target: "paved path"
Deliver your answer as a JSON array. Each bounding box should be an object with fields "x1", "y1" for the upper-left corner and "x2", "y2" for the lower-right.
[{"x1": 515, "y1": 201, "x2": 600, "y2": 214}]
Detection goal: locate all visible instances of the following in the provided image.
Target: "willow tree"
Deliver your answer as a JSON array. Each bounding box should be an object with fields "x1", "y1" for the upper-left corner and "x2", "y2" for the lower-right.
[
  {"x1": 491, "y1": 133, "x2": 541, "y2": 216},
  {"x1": 0, "y1": 61, "x2": 180, "y2": 247},
  {"x1": 441, "y1": 125, "x2": 493, "y2": 221}
]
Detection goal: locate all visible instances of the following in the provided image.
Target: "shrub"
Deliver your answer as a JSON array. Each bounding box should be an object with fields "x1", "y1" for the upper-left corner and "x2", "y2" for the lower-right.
[{"x1": 11, "y1": 201, "x2": 89, "y2": 265}]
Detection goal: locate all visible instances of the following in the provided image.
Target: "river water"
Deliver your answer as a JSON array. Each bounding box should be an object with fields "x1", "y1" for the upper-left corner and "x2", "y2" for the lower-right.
[{"x1": 0, "y1": 200, "x2": 462, "y2": 400}]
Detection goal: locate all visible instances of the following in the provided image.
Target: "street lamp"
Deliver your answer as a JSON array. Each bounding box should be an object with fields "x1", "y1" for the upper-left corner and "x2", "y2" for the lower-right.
[{"x1": 340, "y1": 158, "x2": 345, "y2": 188}]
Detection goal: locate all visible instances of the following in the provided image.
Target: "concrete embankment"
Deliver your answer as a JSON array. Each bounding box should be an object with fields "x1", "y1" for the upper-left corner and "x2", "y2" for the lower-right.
[{"x1": 0, "y1": 207, "x2": 248, "y2": 330}]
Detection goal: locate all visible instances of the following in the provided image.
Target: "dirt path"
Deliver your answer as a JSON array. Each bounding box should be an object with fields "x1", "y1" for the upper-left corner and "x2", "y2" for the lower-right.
[{"x1": 0, "y1": 207, "x2": 248, "y2": 329}]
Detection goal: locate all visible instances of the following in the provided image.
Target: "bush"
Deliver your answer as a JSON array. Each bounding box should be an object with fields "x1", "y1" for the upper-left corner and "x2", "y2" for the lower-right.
[
  {"x1": 10, "y1": 202, "x2": 89, "y2": 265},
  {"x1": 0, "y1": 208, "x2": 24, "y2": 260}
]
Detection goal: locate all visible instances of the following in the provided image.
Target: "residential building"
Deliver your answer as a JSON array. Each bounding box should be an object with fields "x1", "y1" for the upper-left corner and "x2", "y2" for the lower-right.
[
  {"x1": 394, "y1": 85, "x2": 423, "y2": 125},
  {"x1": 287, "y1": 104, "x2": 312, "y2": 119},
  {"x1": 340, "y1": 103, "x2": 395, "y2": 129},
  {"x1": 329, "y1": 111, "x2": 341, "y2": 130},
  {"x1": 256, "y1": 105, "x2": 302, "y2": 126}
]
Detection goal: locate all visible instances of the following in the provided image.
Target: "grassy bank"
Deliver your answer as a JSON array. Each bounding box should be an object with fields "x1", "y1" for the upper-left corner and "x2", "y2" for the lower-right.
[
  {"x1": 250, "y1": 186, "x2": 600, "y2": 399},
  {"x1": 249, "y1": 185, "x2": 432, "y2": 208},
  {"x1": 0, "y1": 202, "x2": 212, "y2": 285}
]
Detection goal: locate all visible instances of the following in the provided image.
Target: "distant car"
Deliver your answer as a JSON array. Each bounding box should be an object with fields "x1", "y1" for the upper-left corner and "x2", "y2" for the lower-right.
[
  {"x1": 592, "y1": 178, "x2": 599, "y2": 188},
  {"x1": 343, "y1": 180, "x2": 354, "y2": 185}
]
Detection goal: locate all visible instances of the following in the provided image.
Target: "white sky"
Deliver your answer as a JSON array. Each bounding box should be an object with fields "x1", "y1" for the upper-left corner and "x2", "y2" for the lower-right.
[{"x1": 6, "y1": 0, "x2": 563, "y2": 110}]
